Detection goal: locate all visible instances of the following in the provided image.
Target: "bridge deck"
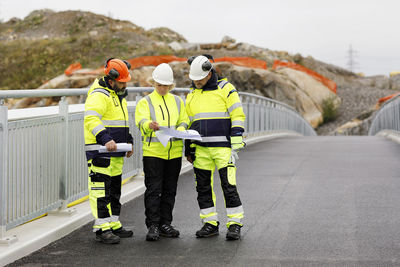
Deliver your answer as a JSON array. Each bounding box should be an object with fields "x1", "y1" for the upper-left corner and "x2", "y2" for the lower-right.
[{"x1": 8, "y1": 136, "x2": 400, "y2": 266}]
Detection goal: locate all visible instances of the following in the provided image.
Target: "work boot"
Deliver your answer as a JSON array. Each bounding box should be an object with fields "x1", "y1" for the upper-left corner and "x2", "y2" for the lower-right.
[
  {"x1": 95, "y1": 230, "x2": 120, "y2": 244},
  {"x1": 112, "y1": 227, "x2": 133, "y2": 238},
  {"x1": 146, "y1": 225, "x2": 160, "y2": 241},
  {"x1": 159, "y1": 224, "x2": 180, "y2": 238},
  {"x1": 226, "y1": 224, "x2": 241, "y2": 240},
  {"x1": 195, "y1": 223, "x2": 219, "y2": 238}
]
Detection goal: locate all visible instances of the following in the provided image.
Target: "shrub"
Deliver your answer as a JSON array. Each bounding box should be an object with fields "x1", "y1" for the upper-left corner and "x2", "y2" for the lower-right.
[{"x1": 322, "y1": 96, "x2": 338, "y2": 123}]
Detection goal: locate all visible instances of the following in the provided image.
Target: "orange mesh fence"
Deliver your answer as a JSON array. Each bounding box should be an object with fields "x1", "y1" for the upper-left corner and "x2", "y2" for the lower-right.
[
  {"x1": 122, "y1": 55, "x2": 267, "y2": 70},
  {"x1": 96, "y1": 55, "x2": 268, "y2": 75},
  {"x1": 378, "y1": 92, "x2": 400, "y2": 105},
  {"x1": 213, "y1": 57, "x2": 267, "y2": 69},
  {"x1": 272, "y1": 60, "x2": 337, "y2": 94},
  {"x1": 64, "y1": 62, "x2": 82, "y2": 76}
]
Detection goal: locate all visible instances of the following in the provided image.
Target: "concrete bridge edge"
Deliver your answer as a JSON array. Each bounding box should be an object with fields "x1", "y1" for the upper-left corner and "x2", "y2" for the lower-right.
[{"x1": 375, "y1": 130, "x2": 400, "y2": 145}]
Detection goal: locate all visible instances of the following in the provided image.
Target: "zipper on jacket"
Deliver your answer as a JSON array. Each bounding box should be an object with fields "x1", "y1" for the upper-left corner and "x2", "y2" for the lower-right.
[
  {"x1": 159, "y1": 105, "x2": 165, "y2": 120},
  {"x1": 162, "y1": 96, "x2": 172, "y2": 159},
  {"x1": 162, "y1": 96, "x2": 171, "y2": 128}
]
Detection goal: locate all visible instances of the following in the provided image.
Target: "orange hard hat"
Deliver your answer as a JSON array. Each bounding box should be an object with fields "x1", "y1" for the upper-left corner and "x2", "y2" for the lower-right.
[{"x1": 104, "y1": 58, "x2": 131, "y2": 82}]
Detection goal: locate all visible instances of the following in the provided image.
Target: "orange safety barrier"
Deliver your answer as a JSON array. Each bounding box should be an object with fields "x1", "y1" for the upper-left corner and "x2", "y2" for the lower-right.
[
  {"x1": 120, "y1": 55, "x2": 267, "y2": 71},
  {"x1": 272, "y1": 60, "x2": 337, "y2": 94},
  {"x1": 378, "y1": 92, "x2": 400, "y2": 105},
  {"x1": 213, "y1": 57, "x2": 267, "y2": 69},
  {"x1": 64, "y1": 62, "x2": 82, "y2": 76},
  {"x1": 99, "y1": 55, "x2": 268, "y2": 75}
]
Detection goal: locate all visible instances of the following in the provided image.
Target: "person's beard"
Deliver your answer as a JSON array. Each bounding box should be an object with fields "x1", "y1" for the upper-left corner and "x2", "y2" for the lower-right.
[{"x1": 113, "y1": 83, "x2": 126, "y2": 95}]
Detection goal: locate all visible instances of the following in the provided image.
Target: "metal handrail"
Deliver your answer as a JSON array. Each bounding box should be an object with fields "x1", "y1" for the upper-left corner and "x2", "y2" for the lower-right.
[
  {"x1": 0, "y1": 87, "x2": 315, "y2": 240},
  {"x1": 0, "y1": 88, "x2": 188, "y2": 99},
  {"x1": 368, "y1": 95, "x2": 400, "y2": 136}
]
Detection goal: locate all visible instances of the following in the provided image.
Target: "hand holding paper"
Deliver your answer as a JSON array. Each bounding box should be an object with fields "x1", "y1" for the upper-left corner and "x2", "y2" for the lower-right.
[
  {"x1": 99, "y1": 143, "x2": 133, "y2": 153},
  {"x1": 155, "y1": 126, "x2": 202, "y2": 147}
]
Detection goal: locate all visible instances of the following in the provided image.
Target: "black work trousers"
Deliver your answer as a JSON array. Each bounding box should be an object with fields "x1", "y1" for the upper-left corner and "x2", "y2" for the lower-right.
[{"x1": 143, "y1": 156, "x2": 182, "y2": 228}]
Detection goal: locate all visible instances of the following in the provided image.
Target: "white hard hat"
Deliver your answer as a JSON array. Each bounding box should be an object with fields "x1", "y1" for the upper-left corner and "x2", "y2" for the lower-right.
[
  {"x1": 152, "y1": 63, "x2": 174, "y2": 85},
  {"x1": 189, "y1": 55, "x2": 213, "y2": 81}
]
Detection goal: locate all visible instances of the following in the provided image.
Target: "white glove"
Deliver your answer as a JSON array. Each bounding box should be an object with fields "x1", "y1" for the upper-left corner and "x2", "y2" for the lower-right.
[{"x1": 230, "y1": 150, "x2": 239, "y2": 164}]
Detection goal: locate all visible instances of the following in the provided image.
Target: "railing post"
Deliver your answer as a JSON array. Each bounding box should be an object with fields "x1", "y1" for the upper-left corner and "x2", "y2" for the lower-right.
[
  {"x1": 48, "y1": 97, "x2": 76, "y2": 216},
  {"x1": 59, "y1": 97, "x2": 68, "y2": 207},
  {"x1": 0, "y1": 101, "x2": 17, "y2": 245}
]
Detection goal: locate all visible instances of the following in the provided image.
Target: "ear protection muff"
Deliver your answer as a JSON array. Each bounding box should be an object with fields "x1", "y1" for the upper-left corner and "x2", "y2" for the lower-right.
[
  {"x1": 105, "y1": 58, "x2": 131, "y2": 80},
  {"x1": 123, "y1": 60, "x2": 131, "y2": 70},
  {"x1": 202, "y1": 61, "x2": 212, "y2": 71}
]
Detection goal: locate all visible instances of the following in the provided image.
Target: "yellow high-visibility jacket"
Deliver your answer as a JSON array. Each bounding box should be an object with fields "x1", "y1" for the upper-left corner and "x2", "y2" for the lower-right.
[
  {"x1": 185, "y1": 73, "x2": 246, "y2": 148},
  {"x1": 135, "y1": 90, "x2": 189, "y2": 160},
  {"x1": 84, "y1": 77, "x2": 133, "y2": 160}
]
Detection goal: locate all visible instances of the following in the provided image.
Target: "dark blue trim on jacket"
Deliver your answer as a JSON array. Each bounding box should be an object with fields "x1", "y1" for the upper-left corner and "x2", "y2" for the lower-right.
[
  {"x1": 86, "y1": 150, "x2": 126, "y2": 161},
  {"x1": 231, "y1": 126, "x2": 244, "y2": 136},
  {"x1": 190, "y1": 118, "x2": 231, "y2": 138},
  {"x1": 96, "y1": 130, "x2": 113, "y2": 146}
]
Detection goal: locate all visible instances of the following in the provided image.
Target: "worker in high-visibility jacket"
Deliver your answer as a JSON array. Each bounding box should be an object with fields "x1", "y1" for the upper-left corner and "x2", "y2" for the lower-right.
[
  {"x1": 84, "y1": 58, "x2": 134, "y2": 244},
  {"x1": 185, "y1": 55, "x2": 246, "y2": 240},
  {"x1": 135, "y1": 63, "x2": 189, "y2": 241}
]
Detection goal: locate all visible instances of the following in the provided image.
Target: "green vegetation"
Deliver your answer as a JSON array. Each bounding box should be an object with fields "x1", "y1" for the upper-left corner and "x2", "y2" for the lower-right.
[
  {"x1": 0, "y1": 36, "x2": 175, "y2": 90},
  {"x1": 14, "y1": 14, "x2": 45, "y2": 32},
  {"x1": 322, "y1": 96, "x2": 338, "y2": 123},
  {"x1": 0, "y1": 10, "x2": 192, "y2": 90}
]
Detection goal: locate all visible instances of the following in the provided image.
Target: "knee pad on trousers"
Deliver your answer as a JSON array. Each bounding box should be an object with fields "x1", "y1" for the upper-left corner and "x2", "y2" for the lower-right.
[
  {"x1": 219, "y1": 167, "x2": 242, "y2": 208},
  {"x1": 193, "y1": 167, "x2": 214, "y2": 209}
]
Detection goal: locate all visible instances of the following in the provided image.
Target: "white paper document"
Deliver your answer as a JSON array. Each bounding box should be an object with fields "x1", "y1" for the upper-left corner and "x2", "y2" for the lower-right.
[
  {"x1": 155, "y1": 126, "x2": 202, "y2": 147},
  {"x1": 99, "y1": 143, "x2": 132, "y2": 153}
]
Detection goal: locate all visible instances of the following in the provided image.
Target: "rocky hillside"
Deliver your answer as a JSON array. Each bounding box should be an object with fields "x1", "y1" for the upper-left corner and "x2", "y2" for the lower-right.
[
  {"x1": 0, "y1": 9, "x2": 186, "y2": 90},
  {"x1": 0, "y1": 9, "x2": 345, "y2": 91},
  {"x1": 1, "y1": 9, "x2": 400, "y2": 135}
]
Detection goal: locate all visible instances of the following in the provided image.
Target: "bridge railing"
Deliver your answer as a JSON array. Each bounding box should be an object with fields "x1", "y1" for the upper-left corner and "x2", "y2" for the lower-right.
[
  {"x1": 0, "y1": 87, "x2": 315, "y2": 241},
  {"x1": 368, "y1": 95, "x2": 400, "y2": 136}
]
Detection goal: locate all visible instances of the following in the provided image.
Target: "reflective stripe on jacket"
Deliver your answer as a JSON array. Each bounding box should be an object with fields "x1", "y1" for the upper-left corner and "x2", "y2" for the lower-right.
[
  {"x1": 84, "y1": 78, "x2": 132, "y2": 160},
  {"x1": 186, "y1": 78, "x2": 246, "y2": 147},
  {"x1": 135, "y1": 90, "x2": 189, "y2": 160}
]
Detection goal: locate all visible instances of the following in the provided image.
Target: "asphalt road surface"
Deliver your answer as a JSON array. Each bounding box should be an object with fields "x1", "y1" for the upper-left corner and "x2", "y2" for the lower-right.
[{"x1": 8, "y1": 136, "x2": 400, "y2": 266}]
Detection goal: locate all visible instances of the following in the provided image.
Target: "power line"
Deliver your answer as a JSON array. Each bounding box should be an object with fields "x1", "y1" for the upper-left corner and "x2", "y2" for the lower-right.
[{"x1": 346, "y1": 44, "x2": 359, "y2": 73}]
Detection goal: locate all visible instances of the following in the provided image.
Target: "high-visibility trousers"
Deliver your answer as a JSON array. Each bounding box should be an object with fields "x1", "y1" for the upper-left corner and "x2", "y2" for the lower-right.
[
  {"x1": 143, "y1": 156, "x2": 182, "y2": 227},
  {"x1": 88, "y1": 156, "x2": 124, "y2": 232},
  {"x1": 193, "y1": 146, "x2": 244, "y2": 228}
]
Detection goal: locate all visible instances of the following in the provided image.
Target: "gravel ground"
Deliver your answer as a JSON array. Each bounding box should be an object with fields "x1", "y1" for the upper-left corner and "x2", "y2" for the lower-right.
[{"x1": 316, "y1": 83, "x2": 396, "y2": 135}]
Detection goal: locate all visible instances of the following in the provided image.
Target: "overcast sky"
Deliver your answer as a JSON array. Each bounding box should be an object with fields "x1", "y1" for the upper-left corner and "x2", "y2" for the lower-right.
[{"x1": 1, "y1": 0, "x2": 399, "y2": 76}]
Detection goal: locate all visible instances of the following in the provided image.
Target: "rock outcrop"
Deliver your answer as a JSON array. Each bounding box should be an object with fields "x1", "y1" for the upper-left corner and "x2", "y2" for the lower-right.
[
  {"x1": 11, "y1": 59, "x2": 340, "y2": 129},
  {"x1": 333, "y1": 110, "x2": 375, "y2": 135}
]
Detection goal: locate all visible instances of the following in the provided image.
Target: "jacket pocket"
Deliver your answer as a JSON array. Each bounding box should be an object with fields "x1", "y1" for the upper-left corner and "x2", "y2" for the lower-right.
[
  {"x1": 92, "y1": 157, "x2": 111, "y2": 168},
  {"x1": 227, "y1": 163, "x2": 237, "y2": 185}
]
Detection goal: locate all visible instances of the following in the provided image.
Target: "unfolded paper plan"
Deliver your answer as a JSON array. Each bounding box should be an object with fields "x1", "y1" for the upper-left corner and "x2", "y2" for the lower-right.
[
  {"x1": 155, "y1": 126, "x2": 202, "y2": 147},
  {"x1": 99, "y1": 143, "x2": 132, "y2": 153}
]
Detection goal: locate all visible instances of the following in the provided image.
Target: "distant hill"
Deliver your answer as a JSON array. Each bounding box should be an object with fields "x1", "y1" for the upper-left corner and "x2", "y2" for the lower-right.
[
  {"x1": 0, "y1": 9, "x2": 355, "y2": 90},
  {"x1": 0, "y1": 9, "x2": 187, "y2": 89}
]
